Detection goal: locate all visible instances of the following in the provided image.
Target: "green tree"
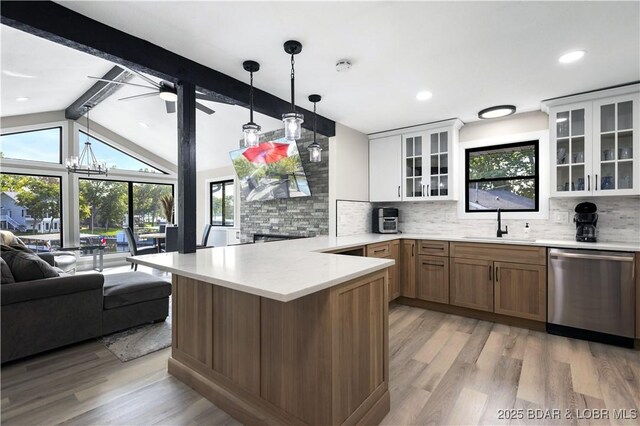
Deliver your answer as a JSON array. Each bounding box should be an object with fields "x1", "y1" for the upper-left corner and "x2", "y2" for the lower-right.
[
  {"x1": 79, "y1": 180, "x2": 127, "y2": 233},
  {"x1": 13, "y1": 177, "x2": 60, "y2": 234},
  {"x1": 468, "y1": 146, "x2": 536, "y2": 199}
]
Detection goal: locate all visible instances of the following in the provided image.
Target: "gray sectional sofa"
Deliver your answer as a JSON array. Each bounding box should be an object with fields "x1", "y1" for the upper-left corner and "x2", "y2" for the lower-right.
[{"x1": 1, "y1": 245, "x2": 171, "y2": 363}]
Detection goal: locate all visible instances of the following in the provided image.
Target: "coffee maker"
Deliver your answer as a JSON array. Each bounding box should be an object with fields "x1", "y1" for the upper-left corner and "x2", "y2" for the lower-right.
[{"x1": 574, "y1": 202, "x2": 598, "y2": 242}]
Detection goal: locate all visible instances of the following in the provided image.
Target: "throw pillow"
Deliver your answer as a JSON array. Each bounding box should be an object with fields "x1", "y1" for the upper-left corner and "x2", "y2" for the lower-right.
[
  {"x1": 0, "y1": 230, "x2": 29, "y2": 250},
  {"x1": 0, "y1": 245, "x2": 60, "y2": 282},
  {"x1": 0, "y1": 256, "x2": 15, "y2": 284}
]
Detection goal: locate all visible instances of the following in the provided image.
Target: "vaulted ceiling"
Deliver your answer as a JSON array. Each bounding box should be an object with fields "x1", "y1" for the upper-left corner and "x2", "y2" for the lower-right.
[{"x1": 2, "y1": 1, "x2": 639, "y2": 171}]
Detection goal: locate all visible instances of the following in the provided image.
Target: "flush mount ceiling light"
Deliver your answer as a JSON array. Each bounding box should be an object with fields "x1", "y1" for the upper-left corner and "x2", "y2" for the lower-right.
[
  {"x1": 65, "y1": 105, "x2": 108, "y2": 176},
  {"x1": 15, "y1": 96, "x2": 29, "y2": 101},
  {"x1": 416, "y1": 90, "x2": 433, "y2": 101},
  {"x1": 307, "y1": 94, "x2": 323, "y2": 163},
  {"x1": 242, "y1": 60, "x2": 261, "y2": 147},
  {"x1": 558, "y1": 50, "x2": 586, "y2": 64},
  {"x1": 478, "y1": 105, "x2": 516, "y2": 119},
  {"x1": 282, "y1": 40, "x2": 304, "y2": 141}
]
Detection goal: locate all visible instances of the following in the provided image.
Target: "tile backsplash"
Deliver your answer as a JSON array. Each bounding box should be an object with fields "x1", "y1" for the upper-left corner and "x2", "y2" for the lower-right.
[{"x1": 338, "y1": 197, "x2": 640, "y2": 243}]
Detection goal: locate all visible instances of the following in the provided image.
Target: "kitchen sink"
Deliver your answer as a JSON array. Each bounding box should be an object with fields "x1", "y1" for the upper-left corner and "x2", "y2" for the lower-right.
[{"x1": 462, "y1": 236, "x2": 533, "y2": 244}]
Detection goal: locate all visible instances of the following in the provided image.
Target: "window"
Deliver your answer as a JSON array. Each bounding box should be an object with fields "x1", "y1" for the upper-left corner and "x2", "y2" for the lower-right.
[
  {"x1": 466, "y1": 140, "x2": 539, "y2": 212},
  {"x1": 79, "y1": 131, "x2": 165, "y2": 174},
  {"x1": 0, "y1": 127, "x2": 62, "y2": 164},
  {"x1": 210, "y1": 180, "x2": 235, "y2": 226},
  {"x1": 78, "y1": 179, "x2": 173, "y2": 255},
  {"x1": 0, "y1": 173, "x2": 63, "y2": 250}
]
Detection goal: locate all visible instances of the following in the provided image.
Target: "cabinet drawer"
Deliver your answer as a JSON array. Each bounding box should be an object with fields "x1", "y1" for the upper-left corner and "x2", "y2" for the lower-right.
[
  {"x1": 450, "y1": 242, "x2": 546, "y2": 265},
  {"x1": 367, "y1": 242, "x2": 391, "y2": 258},
  {"x1": 418, "y1": 240, "x2": 449, "y2": 257}
]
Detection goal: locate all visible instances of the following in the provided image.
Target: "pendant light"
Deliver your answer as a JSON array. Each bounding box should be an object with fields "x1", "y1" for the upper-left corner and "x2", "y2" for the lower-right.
[
  {"x1": 282, "y1": 40, "x2": 304, "y2": 141},
  {"x1": 307, "y1": 94, "x2": 322, "y2": 163},
  {"x1": 242, "y1": 60, "x2": 261, "y2": 147},
  {"x1": 65, "y1": 105, "x2": 108, "y2": 176}
]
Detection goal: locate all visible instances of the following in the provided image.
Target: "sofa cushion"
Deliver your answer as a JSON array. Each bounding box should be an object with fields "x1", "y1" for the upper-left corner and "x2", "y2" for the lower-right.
[
  {"x1": 1, "y1": 257, "x2": 15, "y2": 284},
  {"x1": 1, "y1": 246, "x2": 59, "y2": 282},
  {"x1": 103, "y1": 272, "x2": 171, "y2": 310}
]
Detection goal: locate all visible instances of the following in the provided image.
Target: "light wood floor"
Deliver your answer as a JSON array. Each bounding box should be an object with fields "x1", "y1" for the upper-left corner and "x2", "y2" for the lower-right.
[{"x1": 2, "y1": 303, "x2": 639, "y2": 425}]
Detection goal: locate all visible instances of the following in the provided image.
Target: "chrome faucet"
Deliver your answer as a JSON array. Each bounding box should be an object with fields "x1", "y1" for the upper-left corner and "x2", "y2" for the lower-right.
[{"x1": 496, "y1": 208, "x2": 508, "y2": 238}]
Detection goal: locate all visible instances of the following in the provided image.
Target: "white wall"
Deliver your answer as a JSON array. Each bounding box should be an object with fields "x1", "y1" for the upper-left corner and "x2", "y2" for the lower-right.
[
  {"x1": 329, "y1": 123, "x2": 369, "y2": 235},
  {"x1": 459, "y1": 111, "x2": 548, "y2": 142}
]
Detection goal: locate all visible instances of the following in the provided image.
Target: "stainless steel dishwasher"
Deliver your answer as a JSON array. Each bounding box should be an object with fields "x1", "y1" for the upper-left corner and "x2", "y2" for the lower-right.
[{"x1": 547, "y1": 248, "x2": 635, "y2": 347}]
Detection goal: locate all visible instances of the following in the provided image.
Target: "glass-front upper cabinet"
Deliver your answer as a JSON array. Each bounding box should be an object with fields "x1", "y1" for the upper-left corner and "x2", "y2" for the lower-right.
[
  {"x1": 545, "y1": 86, "x2": 639, "y2": 197},
  {"x1": 550, "y1": 103, "x2": 592, "y2": 196},
  {"x1": 593, "y1": 94, "x2": 639, "y2": 195},
  {"x1": 401, "y1": 120, "x2": 461, "y2": 201}
]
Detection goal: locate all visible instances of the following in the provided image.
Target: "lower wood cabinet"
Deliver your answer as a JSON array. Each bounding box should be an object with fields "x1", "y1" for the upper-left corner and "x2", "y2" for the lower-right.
[
  {"x1": 367, "y1": 241, "x2": 401, "y2": 302},
  {"x1": 416, "y1": 255, "x2": 449, "y2": 304},
  {"x1": 400, "y1": 240, "x2": 416, "y2": 298},
  {"x1": 450, "y1": 258, "x2": 494, "y2": 312},
  {"x1": 636, "y1": 253, "x2": 640, "y2": 339},
  {"x1": 494, "y1": 262, "x2": 546, "y2": 321}
]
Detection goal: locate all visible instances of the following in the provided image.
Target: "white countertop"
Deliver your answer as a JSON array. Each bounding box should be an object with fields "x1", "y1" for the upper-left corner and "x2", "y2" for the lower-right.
[{"x1": 129, "y1": 233, "x2": 639, "y2": 302}]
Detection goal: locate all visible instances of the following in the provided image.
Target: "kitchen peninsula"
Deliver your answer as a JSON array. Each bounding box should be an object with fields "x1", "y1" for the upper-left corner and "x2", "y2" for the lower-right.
[{"x1": 130, "y1": 238, "x2": 396, "y2": 426}]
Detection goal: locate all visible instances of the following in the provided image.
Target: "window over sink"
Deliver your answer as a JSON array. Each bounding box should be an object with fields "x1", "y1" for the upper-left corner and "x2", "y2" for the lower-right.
[{"x1": 465, "y1": 140, "x2": 539, "y2": 212}]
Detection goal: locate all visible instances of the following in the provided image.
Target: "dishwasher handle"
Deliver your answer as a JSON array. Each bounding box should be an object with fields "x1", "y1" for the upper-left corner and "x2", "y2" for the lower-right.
[{"x1": 550, "y1": 252, "x2": 634, "y2": 262}]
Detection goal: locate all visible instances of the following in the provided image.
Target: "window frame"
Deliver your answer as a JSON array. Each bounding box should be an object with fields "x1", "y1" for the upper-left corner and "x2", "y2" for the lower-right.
[
  {"x1": 0, "y1": 171, "x2": 64, "y2": 249},
  {"x1": 0, "y1": 126, "x2": 63, "y2": 165},
  {"x1": 209, "y1": 179, "x2": 235, "y2": 227},
  {"x1": 77, "y1": 177, "x2": 174, "y2": 255},
  {"x1": 464, "y1": 139, "x2": 540, "y2": 214}
]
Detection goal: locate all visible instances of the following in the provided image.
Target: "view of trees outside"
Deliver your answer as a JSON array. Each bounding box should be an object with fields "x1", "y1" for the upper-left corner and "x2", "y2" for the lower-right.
[
  {"x1": 79, "y1": 179, "x2": 173, "y2": 254},
  {"x1": 467, "y1": 142, "x2": 537, "y2": 211},
  {"x1": 210, "y1": 180, "x2": 234, "y2": 226},
  {"x1": 0, "y1": 173, "x2": 62, "y2": 250},
  {"x1": 79, "y1": 179, "x2": 128, "y2": 254},
  {"x1": 133, "y1": 183, "x2": 173, "y2": 241}
]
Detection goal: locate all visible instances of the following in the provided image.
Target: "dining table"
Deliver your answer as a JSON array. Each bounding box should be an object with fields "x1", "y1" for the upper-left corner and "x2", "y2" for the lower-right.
[{"x1": 138, "y1": 232, "x2": 166, "y2": 253}]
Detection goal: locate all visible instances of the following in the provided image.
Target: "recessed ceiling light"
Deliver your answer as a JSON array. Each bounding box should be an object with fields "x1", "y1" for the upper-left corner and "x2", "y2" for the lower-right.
[
  {"x1": 478, "y1": 105, "x2": 516, "y2": 119},
  {"x1": 138, "y1": 122, "x2": 149, "y2": 128},
  {"x1": 558, "y1": 50, "x2": 586, "y2": 64},
  {"x1": 15, "y1": 97, "x2": 29, "y2": 102},
  {"x1": 416, "y1": 91, "x2": 433, "y2": 101}
]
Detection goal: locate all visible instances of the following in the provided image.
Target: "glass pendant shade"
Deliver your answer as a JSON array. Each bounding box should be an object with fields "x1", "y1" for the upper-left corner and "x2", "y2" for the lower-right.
[
  {"x1": 308, "y1": 142, "x2": 322, "y2": 163},
  {"x1": 283, "y1": 112, "x2": 303, "y2": 141},
  {"x1": 243, "y1": 122, "x2": 261, "y2": 147}
]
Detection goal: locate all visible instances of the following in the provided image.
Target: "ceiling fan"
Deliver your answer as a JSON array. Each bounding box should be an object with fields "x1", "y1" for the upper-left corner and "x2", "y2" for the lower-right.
[{"x1": 88, "y1": 69, "x2": 232, "y2": 115}]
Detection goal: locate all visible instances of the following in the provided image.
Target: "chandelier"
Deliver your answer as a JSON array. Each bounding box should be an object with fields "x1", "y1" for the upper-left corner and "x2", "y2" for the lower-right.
[{"x1": 65, "y1": 105, "x2": 108, "y2": 176}]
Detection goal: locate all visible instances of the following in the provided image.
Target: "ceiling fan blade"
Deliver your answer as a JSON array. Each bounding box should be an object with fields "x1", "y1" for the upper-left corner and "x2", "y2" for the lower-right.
[
  {"x1": 196, "y1": 102, "x2": 215, "y2": 115},
  {"x1": 196, "y1": 92, "x2": 235, "y2": 105},
  {"x1": 87, "y1": 76, "x2": 155, "y2": 90},
  {"x1": 125, "y1": 68, "x2": 161, "y2": 88},
  {"x1": 118, "y1": 92, "x2": 159, "y2": 101},
  {"x1": 165, "y1": 101, "x2": 176, "y2": 114}
]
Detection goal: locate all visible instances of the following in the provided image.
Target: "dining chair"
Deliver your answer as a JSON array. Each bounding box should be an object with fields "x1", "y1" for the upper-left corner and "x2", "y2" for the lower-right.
[
  {"x1": 124, "y1": 227, "x2": 158, "y2": 270},
  {"x1": 164, "y1": 226, "x2": 179, "y2": 253},
  {"x1": 197, "y1": 224, "x2": 213, "y2": 249}
]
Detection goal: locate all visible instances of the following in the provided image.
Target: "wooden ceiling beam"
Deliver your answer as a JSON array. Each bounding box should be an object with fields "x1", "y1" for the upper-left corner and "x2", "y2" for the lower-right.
[{"x1": 64, "y1": 65, "x2": 134, "y2": 120}]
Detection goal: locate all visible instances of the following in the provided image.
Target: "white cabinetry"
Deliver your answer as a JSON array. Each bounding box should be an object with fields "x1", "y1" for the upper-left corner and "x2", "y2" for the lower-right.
[
  {"x1": 369, "y1": 119, "x2": 462, "y2": 202},
  {"x1": 369, "y1": 135, "x2": 402, "y2": 202},
  {"x1": 545, "y1": 86, "x2": 639, "y2": 197}
]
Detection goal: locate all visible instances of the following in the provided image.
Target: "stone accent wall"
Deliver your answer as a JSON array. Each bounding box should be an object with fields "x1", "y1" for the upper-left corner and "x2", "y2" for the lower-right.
[
  {"x1": 375, "y1": 197, "x2": 640, "y2": 243},
  {"x1": 239, "y1": 128, "x2": 329, "y2": 242}
]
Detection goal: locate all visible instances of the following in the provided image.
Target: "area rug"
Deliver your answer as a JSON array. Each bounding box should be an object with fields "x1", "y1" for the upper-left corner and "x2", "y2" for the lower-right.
[{"x1": 98, "y1": 297, "x2": 172, "y2": 362}]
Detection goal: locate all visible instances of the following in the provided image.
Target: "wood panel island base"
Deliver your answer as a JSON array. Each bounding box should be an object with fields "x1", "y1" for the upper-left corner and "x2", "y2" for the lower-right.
[{"x1": 169, "y1": 270, "x2": 390, "y2": 425}]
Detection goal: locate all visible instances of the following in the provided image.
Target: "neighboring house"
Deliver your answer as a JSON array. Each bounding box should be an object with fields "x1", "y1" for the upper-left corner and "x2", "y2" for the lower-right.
[
  {"x1": 0, "y1": 192, "x2": 31, "y2": 232},
  {"x1": 0, "y1": 191, "x2": 59, "y2": 233}
]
